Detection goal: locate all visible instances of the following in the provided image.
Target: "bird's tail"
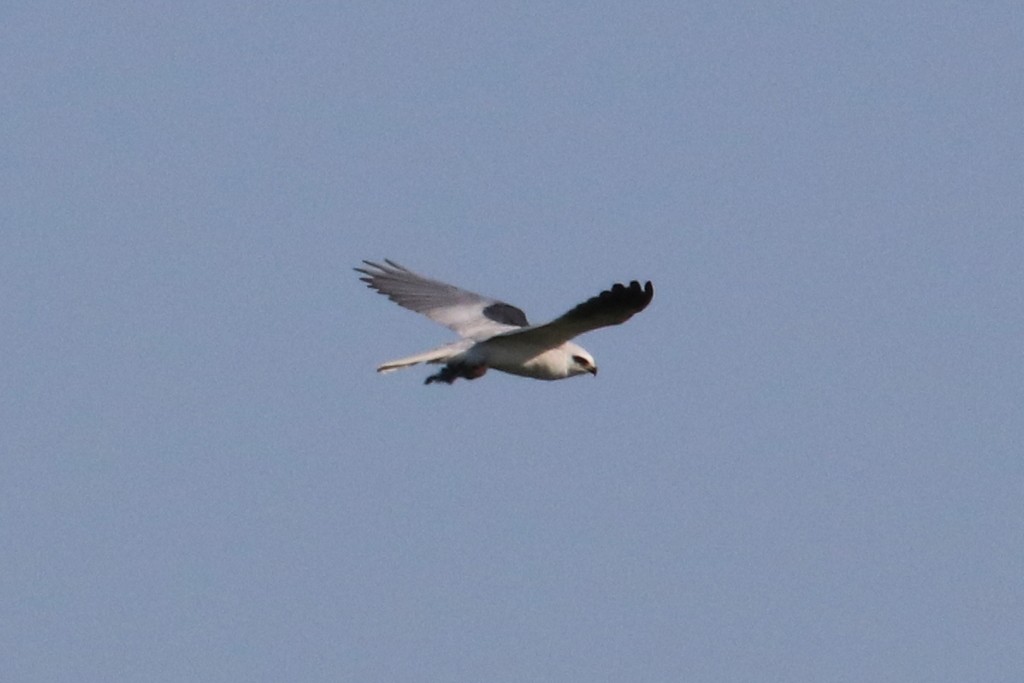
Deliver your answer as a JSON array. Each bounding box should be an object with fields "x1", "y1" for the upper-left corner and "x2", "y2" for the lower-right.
[{"x1": 376, "y1": 341, "x2": 469, "y2": 374}]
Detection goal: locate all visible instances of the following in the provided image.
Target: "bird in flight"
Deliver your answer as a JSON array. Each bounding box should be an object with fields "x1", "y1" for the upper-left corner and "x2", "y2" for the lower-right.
[{"x1": 355, "y1": 259, "x2": 653, "y2": 385}]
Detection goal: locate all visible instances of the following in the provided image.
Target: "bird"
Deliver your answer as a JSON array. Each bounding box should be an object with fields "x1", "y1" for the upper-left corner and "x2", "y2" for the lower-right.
[{"x1": 355, "y1": 259, "x2": 653, "y2": 385}]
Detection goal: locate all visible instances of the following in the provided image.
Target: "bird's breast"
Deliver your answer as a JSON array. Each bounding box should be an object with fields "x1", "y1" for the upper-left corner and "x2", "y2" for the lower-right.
[{"x1": 476, "y1": 343, "x2": 570, "y2": 380}]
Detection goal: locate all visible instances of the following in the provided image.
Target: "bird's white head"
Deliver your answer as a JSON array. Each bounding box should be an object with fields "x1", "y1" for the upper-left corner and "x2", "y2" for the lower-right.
[{"x1": 564, "y1": 342, "x2": 597, "y2": 377}]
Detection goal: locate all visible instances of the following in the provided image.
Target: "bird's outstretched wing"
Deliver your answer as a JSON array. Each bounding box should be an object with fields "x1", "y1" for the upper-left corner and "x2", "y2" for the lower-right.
[
  {"x1": 496, "y1": 280, "x2": 653, "y2": 347},
  {"x1": 355, "y1": 259, "x2": 529, "y2": 339}
]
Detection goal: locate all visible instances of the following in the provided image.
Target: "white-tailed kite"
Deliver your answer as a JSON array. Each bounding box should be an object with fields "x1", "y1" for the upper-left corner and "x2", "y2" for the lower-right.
[{"x1": 355, "y1": 259, "x2": 653, "y2": 385}]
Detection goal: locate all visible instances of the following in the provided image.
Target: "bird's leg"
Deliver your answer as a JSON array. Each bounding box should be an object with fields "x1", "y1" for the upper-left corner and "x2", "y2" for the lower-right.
[
  {"x1": 465, "y1": 364, "x2": 487, "y2": 380},
  {"x1": 424, "y1": 362, "x2": 487, "y2": 385}
]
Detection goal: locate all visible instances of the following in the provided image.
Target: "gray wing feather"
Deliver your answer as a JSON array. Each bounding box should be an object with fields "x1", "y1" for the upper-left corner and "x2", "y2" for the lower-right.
[
  {"x1": 355, "y1": 259, "x2": 529, "y2": 339},
  {"x1": 497, "y1": 280, "x2": 653, "y2": 346}
]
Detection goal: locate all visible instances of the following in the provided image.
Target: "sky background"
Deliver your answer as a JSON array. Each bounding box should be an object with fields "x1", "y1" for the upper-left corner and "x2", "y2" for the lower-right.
[{"x1": 3, "y1": 2, "x2": 1022, "y2": 680}]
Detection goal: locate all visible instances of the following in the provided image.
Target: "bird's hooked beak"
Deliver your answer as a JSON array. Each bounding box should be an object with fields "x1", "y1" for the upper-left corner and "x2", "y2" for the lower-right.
[{"x1": 588, "y1": 365, "x2": 598, "y2": 376}]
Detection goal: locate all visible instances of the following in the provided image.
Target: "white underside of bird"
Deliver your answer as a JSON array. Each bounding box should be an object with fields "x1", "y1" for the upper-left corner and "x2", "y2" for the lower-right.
[{"x1": 377, "y1": 337, "x2": 596, "y2": 381}]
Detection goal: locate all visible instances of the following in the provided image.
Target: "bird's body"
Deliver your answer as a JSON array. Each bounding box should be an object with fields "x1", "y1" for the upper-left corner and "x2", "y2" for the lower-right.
[
  {"x1": 449, "y1": 338, "x2": 594, "y2": 381},
  {"x1": 355, "y1": 260, "x2": 652, "y2": 385}
]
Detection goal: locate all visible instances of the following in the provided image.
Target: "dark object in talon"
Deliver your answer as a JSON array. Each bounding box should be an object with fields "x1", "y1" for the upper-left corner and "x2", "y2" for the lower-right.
[{"x1": 425, "y1": 363, "x2": 487, "y2": 385}]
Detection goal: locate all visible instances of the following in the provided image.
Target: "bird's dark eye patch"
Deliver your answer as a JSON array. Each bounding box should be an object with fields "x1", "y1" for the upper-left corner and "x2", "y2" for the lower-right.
[{"x1": 572, "y1": 355, "x2": 590, "y2": 366}]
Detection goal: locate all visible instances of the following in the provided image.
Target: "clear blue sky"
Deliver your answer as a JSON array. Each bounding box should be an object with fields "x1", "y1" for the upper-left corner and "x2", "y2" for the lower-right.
[{"x1": 3, "y1": 2, "x2": 1022, "y2": 680}]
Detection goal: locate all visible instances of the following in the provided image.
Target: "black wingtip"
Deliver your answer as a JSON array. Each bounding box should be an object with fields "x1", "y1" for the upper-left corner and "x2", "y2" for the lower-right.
[
  {"x1": 642, "y1": 280, "x2": 654, "y2": 304},
  {"x1": 612, "y1": 280, "x2": 654, "y2": 313}
]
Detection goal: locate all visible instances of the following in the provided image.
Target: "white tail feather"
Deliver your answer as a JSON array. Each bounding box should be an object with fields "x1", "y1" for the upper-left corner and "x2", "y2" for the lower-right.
[{"x1": 376, "y1": 341, "x2": 467, "y2": 374}]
